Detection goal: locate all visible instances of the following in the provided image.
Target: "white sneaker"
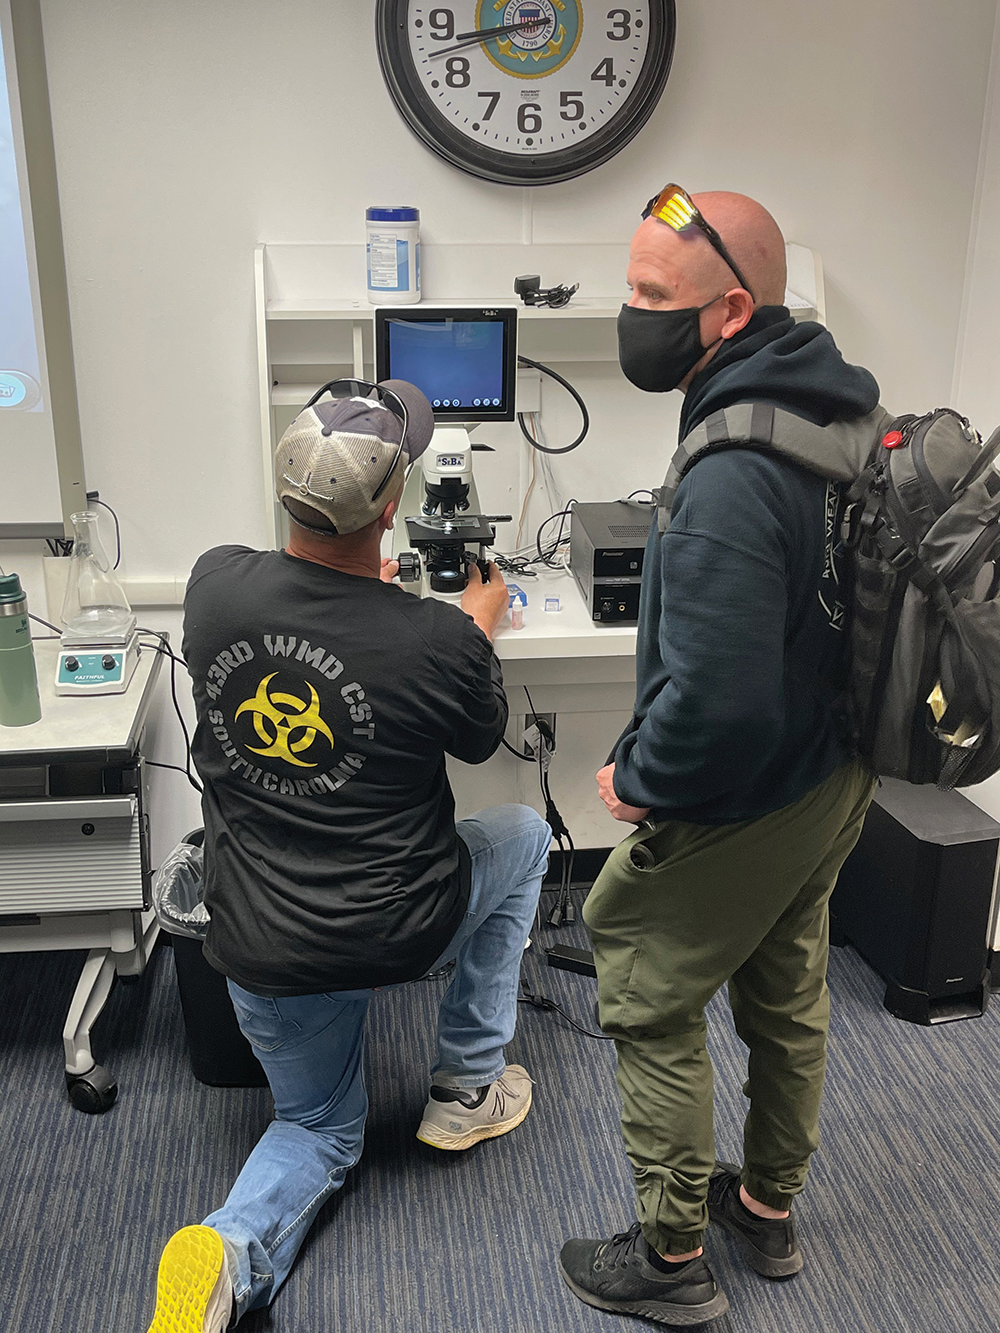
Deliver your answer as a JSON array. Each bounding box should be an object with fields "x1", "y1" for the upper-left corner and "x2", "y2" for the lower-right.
[
  {"x1": 416, "y1": 1064, "x2": 534, "y2": 1150},
  {"x1": 146, "y1": 1225, "x2": 233, "y2": 1333}
]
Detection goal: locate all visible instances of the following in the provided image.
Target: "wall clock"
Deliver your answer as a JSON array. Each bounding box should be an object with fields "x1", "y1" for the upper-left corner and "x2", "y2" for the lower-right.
[{"x1": 375, "y1": 1, "x2": 677, "y2": 185}]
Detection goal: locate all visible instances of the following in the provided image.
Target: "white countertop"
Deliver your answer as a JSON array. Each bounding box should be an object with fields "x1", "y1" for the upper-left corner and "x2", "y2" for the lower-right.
[
  {"x1": 0, "y1": 638, "x2": 164, "y2": 762},
  {"x1": 490, "y1": 567, "x2": 637, "y2": 661}
]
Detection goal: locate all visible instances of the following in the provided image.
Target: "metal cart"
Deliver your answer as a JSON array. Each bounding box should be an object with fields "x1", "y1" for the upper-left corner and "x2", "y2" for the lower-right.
[{"x1": 0, "y1": 637, "x2": 164, "y2": 1111}]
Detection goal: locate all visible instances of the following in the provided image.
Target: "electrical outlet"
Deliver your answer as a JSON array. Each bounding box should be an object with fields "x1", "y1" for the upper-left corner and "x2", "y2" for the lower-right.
[{"x1": 521, "y1": 712, "x2": 556, "y2": 759}]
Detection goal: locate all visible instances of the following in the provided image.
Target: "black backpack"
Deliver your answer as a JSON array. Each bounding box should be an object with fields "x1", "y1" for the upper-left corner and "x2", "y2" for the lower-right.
[{"x1": 659, "y1": 403, "x2": 1000, "y2": 789}]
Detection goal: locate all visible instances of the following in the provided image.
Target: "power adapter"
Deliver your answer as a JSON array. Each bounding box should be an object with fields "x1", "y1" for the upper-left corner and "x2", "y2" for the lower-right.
[{"x1": 545, "y1": 944, "x2": 597, "y2": 978}]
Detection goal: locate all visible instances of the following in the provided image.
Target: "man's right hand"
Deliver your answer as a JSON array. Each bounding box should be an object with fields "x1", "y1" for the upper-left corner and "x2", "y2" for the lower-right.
[{"x1": 461, "y1": 561, "x2": 509, "y2": 641}]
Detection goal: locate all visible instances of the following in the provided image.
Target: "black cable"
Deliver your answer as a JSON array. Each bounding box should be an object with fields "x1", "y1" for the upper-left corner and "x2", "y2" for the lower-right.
[
  {"x1": 30, "y1": 612, "x2": 62, "y2": 634},
  {"x1": 145, "y1": 759, "x2": 197, "y2": 779},
  {"x1": 491, "y1": 500, "x2": 577, "y2": 577},
  {"x1": 514, "y1": 277, "x2": 579, "y2": 309},
  {"x1": 88, "y1": 496, "x2": 122, "y2": 569},
  {"x1": 627, "y1": 489, "x2": 657, "y2": 502},
  {"x1": 492, "y1": 553, "x2": 539, "y2": 578},
  {"x1": 518, "y1": 981, "x2": 613, "y2": 1041},
  {"x1": 516, "y1": 355, "x2": 589, "y2": 455},
  {"x1": 523, "y1": 684, "x2": 577, "y2": 927},
  {"x1": 501, "y1": 736, "x2": 535, "y2": 763},
  {"x1": 522, "y1": 684, "x2": 542, "y2": 733},
  {"x1": 137, "y1": 629, "x2": 202, "y2": 795},
  {"x1": 534, "y1": 503, "x2": 575, "y2": 567}
]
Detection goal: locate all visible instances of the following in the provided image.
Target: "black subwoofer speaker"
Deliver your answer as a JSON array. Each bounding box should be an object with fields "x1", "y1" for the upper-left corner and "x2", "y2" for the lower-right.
[{"x1": 831, "y1": 778, "x2": 1000, "y2": 1025}]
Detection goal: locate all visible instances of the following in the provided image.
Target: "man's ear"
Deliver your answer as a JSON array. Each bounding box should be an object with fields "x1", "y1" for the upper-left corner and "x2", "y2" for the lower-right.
[
  {"x1": 720, "y1": 288, "x2": 755, "y2": 341},
  {"x1": 379, "y1": 498, "x2": 397, "y2": 532}
]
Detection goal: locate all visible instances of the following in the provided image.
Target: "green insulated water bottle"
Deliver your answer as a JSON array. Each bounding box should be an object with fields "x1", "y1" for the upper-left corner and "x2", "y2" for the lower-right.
[{"x1": 0, "y1": 573, "x2": 42, "y2": 726}]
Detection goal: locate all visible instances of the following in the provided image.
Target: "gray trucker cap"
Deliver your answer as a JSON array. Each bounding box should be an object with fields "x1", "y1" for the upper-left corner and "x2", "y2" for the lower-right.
[{"x1": 275, "y1": 379, "x2": 434, "y2": 536}]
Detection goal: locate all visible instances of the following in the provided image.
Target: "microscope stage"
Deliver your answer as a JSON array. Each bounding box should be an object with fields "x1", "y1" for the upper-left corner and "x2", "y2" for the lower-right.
[{"x1": 404, "y1": 514, "x2": 497, "y2": 545}]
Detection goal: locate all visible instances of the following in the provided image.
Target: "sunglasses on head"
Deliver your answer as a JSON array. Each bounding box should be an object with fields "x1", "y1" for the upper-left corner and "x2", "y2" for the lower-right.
[
  {"x1": 303, "y1": 378, "x2": 410, "y2": 502},
  {"x1": 641, "y1": 184, "x2": 755, "y2": 302}
]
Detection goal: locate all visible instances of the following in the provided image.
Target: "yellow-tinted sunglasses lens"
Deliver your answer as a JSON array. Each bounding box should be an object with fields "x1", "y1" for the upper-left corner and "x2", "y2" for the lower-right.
[{"x1": 653, "y1": 190, "x2": 697, "y2": 231}]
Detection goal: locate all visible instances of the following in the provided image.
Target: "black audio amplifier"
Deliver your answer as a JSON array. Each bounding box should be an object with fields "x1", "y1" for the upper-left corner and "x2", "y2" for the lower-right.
[{"x1": 569, "y1": 500, "x2": 654, "y2": 624}]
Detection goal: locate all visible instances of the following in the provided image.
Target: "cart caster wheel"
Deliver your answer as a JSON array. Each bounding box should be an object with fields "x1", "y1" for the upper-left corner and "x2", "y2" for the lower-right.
[{"x1": 66, "y1": 1065, "x2": 118, "y2": 1113}]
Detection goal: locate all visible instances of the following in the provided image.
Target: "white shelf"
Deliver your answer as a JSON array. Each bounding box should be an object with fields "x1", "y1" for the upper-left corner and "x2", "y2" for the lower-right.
[
  {"x1": 268, "y1": 289, "x2": 816, "y2": 322},
  {"x1": 262, "y1": 241, "x2": 824, "y2": 325},
  {"x1": 267, "y1": 296, "x2": 626, "y2": 321}
]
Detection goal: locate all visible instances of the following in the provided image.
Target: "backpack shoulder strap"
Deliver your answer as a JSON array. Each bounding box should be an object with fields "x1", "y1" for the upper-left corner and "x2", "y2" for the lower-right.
[{"x1": 658, "y1": 403, "x2": 894, "y2": 532}]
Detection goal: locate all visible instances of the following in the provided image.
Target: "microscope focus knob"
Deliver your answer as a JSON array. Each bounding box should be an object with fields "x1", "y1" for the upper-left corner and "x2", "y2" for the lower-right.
[{"x1": 396, "y1": 551, "x2": 421, "y2": 583}]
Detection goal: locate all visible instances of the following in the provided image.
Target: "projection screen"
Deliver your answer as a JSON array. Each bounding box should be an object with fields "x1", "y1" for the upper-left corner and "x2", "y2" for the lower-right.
[{"x1": 0, "y1": 0, "x2": 85, "y2": 538}]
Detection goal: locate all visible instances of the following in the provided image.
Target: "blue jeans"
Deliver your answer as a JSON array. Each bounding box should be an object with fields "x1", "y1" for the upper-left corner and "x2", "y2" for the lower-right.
[{"x1": 202, "y1": 803, "x2": 550, "y2": 1322}]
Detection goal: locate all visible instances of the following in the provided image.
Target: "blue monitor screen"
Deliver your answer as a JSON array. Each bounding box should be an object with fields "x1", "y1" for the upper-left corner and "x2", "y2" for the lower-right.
[{"x1": 385, "y1": 317, "x2": 505, "y2": 413}]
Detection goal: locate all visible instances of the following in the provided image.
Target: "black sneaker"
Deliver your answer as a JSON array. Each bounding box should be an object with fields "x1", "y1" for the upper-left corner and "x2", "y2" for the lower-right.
[
  {"x1": 559, "y1": 1223, "x2": 729, "y2": 1326},
  {"x1": 707, "y1": 1163, "x2": 803, "y2": 1278}
]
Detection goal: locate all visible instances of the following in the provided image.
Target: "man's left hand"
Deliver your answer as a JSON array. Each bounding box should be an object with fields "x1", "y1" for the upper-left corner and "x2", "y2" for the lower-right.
[
  {"x1": 379, "y1": 558, "x2": 399, "y2": 584},
  {"x1": 597, "y1": 764, "x2": 650, "y2": 823}
]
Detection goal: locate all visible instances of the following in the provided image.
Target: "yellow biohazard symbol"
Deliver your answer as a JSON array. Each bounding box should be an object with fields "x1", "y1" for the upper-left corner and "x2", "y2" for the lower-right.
[{"x1": 234, "y1": 673, "x2": 334, "y2": 768}]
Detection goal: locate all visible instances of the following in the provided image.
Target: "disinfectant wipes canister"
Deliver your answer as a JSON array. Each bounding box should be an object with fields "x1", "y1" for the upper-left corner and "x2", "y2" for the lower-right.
[{"x1": 366, "y1": 206, "x2": 420, "y2": 305}]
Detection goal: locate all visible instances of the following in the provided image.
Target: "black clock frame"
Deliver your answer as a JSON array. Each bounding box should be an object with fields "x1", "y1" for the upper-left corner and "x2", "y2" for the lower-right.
[{"x1": 375, "y1": 1, "x2": 677, "y2": 186}]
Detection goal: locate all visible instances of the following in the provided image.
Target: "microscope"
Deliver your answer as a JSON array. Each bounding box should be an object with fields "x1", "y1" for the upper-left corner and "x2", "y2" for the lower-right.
[
  {"x1": 375, "y1": 307, "x2": 517, "y2": 597},
  {"x1": 391, "y1": 427, "x2": 512, "y2": 594}
]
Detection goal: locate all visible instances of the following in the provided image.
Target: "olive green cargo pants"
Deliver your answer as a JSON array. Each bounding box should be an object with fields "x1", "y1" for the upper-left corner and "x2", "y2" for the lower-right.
[{"x1": 583, "y1": 761, "x2": 875, "y2": 1256}]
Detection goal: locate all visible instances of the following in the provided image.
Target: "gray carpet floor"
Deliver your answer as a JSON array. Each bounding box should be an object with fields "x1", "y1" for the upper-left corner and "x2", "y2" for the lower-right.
[{"x1": 2, "y1": 896, "x2": 1000, "y2": 1333}]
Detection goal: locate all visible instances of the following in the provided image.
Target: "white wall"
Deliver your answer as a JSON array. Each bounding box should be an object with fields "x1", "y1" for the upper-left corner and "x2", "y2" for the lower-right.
[
  {"x1": 954, "y1": 2, "x2": 1000, "y2": 833},
  {"x1": 12, "y1": 0, "x2": 998, "y2": 860}
]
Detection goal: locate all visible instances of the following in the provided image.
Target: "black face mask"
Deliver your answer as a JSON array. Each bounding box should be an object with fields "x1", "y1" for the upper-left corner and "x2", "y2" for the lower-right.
[{"x1": 617, "y1": 296, "x2": 726, "y2": 393}]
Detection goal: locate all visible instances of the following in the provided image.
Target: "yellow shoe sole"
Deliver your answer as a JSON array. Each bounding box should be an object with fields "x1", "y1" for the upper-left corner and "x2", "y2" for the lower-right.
[
  {"x1": 147, "y1": 1225, "x2": 229, "y2": 1333},
  {"x1": 415, "y1": 1086, "x2": 533, "y2": 1151}
]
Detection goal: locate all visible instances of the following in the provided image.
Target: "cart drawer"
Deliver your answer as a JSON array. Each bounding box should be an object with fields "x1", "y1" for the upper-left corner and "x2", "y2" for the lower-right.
[{"x1": 0, "y1": 796, "x2": 144, "y2": 914}]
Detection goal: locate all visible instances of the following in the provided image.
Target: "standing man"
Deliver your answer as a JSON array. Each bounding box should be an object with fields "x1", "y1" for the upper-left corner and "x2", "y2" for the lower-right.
[
  {"x1": 144, "y1": 380, "x2": 550, "y2": 1332},
  {"x1": 560, "y1": 189, "x2": 879, "y2": 1326}
]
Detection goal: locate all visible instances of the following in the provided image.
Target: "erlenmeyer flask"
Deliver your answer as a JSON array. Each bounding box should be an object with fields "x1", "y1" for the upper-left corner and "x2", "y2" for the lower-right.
[{"x1": 60, "y1": 510, "x2": 134, "y2": 638}]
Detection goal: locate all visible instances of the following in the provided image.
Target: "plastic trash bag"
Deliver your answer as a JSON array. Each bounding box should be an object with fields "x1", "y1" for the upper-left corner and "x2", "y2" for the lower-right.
[{"x1": 152, "y1": 841, "x2": 209, "y2": 940}]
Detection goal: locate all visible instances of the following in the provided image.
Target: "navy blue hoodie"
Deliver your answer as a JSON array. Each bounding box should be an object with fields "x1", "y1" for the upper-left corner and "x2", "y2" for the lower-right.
[{"x1": 612, "y1": 309, "x2": 880, "y2": 825}]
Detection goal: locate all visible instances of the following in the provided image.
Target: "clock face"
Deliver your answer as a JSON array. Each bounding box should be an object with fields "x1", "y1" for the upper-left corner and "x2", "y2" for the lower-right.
[{"x1": 376, "y1": 1, "x2": 676, "y2": 185}]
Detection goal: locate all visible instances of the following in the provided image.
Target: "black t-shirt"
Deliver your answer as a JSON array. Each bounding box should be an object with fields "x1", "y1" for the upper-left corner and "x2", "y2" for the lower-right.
[{"x1": 182, "y1": 546, "x2": 508, "y2": 996}]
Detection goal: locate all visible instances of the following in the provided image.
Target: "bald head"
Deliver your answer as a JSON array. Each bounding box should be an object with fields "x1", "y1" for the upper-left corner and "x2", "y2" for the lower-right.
[
  {"x1": 622, "y1": 190, "x2": 788, "y2": 391},
  {"x1": 628, "y1": 191, "x2": 786, "y2": 309},
  {"x1": 689, "y1": 192, "x2": 786, "y2": 305}
]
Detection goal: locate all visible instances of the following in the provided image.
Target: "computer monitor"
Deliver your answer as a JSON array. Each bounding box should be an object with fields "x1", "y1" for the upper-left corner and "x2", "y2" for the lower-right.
[{"x1": 374, "y1": 306, "x2": 517, "y2": 424}]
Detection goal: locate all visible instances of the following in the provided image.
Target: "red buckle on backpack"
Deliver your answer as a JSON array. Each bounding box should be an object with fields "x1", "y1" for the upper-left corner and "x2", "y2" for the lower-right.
[{"x1": 882, "y1": 430, "x2": 905, "y2": 449}]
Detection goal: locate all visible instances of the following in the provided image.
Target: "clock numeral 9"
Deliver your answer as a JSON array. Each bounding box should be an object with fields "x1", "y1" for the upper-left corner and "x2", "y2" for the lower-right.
[
  {"x1": 559, "y1": 91, "x2": 584, "y2": 121},
  {"x1": 429, "y1": 8, "x2": 455, "y2": 41},
  {"x1": 606, "y1": 9, "x2": 631, "y2": 41},
  {"x1": 445, "y1": 56, "x2": 471, "y2": 88},
  {"x1": 517, "y1": 103, "x2": 542, "y2": 134},
  {"x1": 591, "y1": 57, "x2": 616, "y2": 86}
]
